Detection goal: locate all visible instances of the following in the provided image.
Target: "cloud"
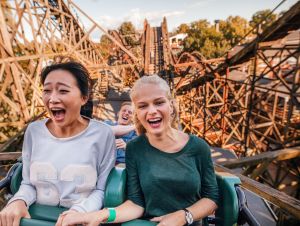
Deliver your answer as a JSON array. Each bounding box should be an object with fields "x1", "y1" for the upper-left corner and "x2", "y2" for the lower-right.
[
  {"x1": 187, "y1": 0, "x2": 216, "y2": 8},
  {"x1": 96, "y1": 8, "x2": 185, "y2": 30}
]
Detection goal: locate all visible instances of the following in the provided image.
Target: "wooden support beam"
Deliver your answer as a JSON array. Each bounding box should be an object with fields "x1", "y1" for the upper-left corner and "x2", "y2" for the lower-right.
[
  {"x1": 221, "y1": 147, "x2": 300, "y2": 169},
  {"x1": 0, "y1": 152, "x2": 21, "y2": 161}
]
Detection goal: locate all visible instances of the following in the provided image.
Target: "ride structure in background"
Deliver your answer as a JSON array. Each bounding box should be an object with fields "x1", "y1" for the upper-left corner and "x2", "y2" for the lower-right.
[{"x1": 0, "y1": 0, "x2": 299, "y2": 224}]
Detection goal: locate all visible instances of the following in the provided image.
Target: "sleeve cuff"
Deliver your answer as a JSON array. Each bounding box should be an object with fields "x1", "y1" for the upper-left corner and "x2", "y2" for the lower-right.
[{"x1": 7, "y1": 197, "x2": 30, "y2": 209}]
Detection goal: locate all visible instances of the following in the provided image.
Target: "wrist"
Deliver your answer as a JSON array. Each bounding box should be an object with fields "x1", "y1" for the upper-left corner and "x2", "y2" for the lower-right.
[
  {"x1": 183, "y1": 208, "x2": 194, "y2": 225},
  {"x1": 10, "y1": 199, "x2": 27, "y2": 207},
  {"x1": 177, "y1": 210, "x2": 187, "y2": 225},
  {"x1": 98, "y1": 209, "x2": 110, "y2": 223}
]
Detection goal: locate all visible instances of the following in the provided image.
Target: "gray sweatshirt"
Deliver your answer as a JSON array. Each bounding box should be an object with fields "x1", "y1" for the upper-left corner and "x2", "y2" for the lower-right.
[{"x1": 8, "y1": 118, "x2": 116, "y2": 213}]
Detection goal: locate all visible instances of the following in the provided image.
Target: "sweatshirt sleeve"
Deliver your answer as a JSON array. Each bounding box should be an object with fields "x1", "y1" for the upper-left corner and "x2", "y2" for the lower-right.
[
  {"x1": 70, "y1": 128, "x2": 116, "y2": 212},
  {"x1": 7, "y1": 125, "x2": 37, "y2": 208}
]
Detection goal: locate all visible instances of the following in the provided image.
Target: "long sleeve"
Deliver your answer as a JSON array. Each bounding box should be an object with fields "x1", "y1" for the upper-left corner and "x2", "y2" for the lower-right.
[
  {"x1": 125, "y1": 142, "x2": 145, "y2": 208},
  {"x1": 199, "y1": 140, "x2": 219, "y2": 206},
  {"x1": 70, "y1": 129, "x2": 116, "y2": 212},
  {"x1": 7, "y1": 125, "x2": 37, "y2": 207}
]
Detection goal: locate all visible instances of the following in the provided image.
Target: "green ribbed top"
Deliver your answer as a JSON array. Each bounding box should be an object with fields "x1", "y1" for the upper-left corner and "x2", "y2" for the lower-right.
[{"x1": 126, "y1": 134, "x2": 219, "y2": 218}]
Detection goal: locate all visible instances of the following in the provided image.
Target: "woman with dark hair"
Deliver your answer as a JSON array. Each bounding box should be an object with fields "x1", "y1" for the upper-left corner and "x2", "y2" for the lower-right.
[
  {"x1": 58, "y1": 75, "x2": 219, "y2": 226},
  {"x1": 0, "y1": 60, "x2": 116, "y2": 226}
]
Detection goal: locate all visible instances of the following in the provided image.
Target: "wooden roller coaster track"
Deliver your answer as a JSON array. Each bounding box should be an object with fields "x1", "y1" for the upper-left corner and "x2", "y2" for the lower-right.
[{"x1": 0, "y1": 0, "x2": 299, "y2": 223}]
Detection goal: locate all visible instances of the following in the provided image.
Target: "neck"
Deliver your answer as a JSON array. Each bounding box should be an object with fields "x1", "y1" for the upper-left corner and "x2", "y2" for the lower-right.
[
  {"x1": 48, "y1": 116, "x2": 88, "y2": 138},
  {"x1": 146, "y1": 128, "x2": 178, "y2": 148}
]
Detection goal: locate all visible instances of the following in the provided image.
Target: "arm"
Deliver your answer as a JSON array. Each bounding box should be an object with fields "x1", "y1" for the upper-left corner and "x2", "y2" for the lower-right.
[
  {"x1": 182, "y1": 140, "x2": 219, "y2": 222},
  {"x1": 7, "y1": 126, "x2": 37, "y2": 206},
  {"x1": 0, "y1": 126, "x2": 35, "y2": 225},
  {"x1": 59, "y1": 200, "x2": 144, "y2": 226},
  {"x1": 110, "y1": 124, "x2": 135, "y2": 136},
  {"x1": 58, "y1": 141, "x2": 145, "y2": 226},
  {"x1": 70, "y1": 129, "x2": 116, "y2": 213}
]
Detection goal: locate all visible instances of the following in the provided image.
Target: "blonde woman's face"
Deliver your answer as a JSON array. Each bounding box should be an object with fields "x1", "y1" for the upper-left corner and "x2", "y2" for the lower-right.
[{"x1": 132, "y1": 84, "x2": 173, "y2": 137}]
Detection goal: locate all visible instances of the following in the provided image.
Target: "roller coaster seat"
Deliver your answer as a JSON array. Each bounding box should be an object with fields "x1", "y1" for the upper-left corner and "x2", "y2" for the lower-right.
[{"x1": 1, "y1": 163, "x2": 241, "y2": 226}]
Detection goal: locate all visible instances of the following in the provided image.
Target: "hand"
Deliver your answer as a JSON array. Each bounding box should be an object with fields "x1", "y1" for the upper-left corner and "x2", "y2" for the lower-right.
[
  {"x1": 115, "y1": 138, "x2": 126, "y2": 149},
  {"x1": 58, "y1": 210, "x2": 105, "y2": 226},
  {"x1": 55, "y1": 209, "x2": 78, "y2": 226},
  {"x1": 151, "y1": 210, "x2": 186, "y2": 226},
  {"x1": 0, "y1": 200, "x2": 31, "y2": 226}
]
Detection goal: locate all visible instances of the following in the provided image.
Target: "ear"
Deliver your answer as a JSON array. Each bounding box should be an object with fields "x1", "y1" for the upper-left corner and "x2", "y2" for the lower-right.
[
  {"x1": 81, "y1": 95, "x2": 89, "y2": 106},
  {"x1": 169, "y1": 100, "x2": 174, "y2": 113}
]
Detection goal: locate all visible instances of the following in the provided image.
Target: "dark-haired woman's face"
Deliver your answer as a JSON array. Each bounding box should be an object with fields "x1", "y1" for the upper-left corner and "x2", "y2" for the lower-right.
[{"x1": 42, "y1": 69, "x2": 87, "y2": 127}]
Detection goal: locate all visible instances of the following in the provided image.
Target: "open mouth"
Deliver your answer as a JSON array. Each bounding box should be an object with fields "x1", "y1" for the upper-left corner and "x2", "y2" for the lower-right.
[
  {"x1": 147, "y1": 118, "x2": 162, "y2": 128},
  {"x1": 50, "y1": 108, "x2": 66, "y2": 121},
  {"x1": 122, "y1": 116, "x2": 129, "y2": 121}
]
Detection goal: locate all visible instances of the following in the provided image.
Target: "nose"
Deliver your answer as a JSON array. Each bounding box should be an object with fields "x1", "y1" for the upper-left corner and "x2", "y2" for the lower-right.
[
  {"x1": 148, "y1": 104, "x2": 157, "y2": 115},
  {"x1": 49, "y1": 92, "x2": 60, "y2": 104}
]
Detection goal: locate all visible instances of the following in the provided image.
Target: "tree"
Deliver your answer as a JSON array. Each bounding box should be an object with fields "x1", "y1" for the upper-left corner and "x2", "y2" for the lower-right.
[
  {"x1": 219, "y1": 16, "x2": 250, "y2": 45},
  {"x1": 99, "y1": 34, "x2": 113, "y2": 59},
  {"x1": 176, "y1": 23, "x2": 189, "y2": 34},
  {"x1": 182, "y1": 19, "x2": 230, "y2": 58},
  {"x1": 250, "y1": 9, "x2": 277, "y2": 33},
  {"x1": 118, "y1": 21, "x2": 138, "y2": 46}
]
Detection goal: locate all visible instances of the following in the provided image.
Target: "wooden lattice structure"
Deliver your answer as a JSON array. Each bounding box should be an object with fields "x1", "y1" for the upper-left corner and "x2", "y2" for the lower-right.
[
  {"x1": 0, "y1": 0, "x2": 300, "y2": 222},
  {"x1": 0, "y1": 0, "x2": 139, "y2": 144},
  {"x1": 175, "y1": 2, "x2": 300, "y2": 156}
]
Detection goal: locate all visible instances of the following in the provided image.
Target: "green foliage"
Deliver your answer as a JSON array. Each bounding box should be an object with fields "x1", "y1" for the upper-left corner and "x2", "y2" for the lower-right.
[
  {"x1": 182, "y1": 19, "x2": 231, "y2": 58},
  {"x1": 118, "y1": 21, "x2": 138, "y2": 46},
  {"x1": 173, "y1": 9, "x2": 277, "y2": 59},
  {"x1": 176, "y1": 23, "x2": 189, "y2": 34},
  {"x1": 220, "y1": 16, "x2": 250, "y2": 45},
  {"x1": 250, "y1": 9, "x2": 277, "y2": 32},
  {"x1": 99, "y1": 34, "x2": 113, "y2": 59}
]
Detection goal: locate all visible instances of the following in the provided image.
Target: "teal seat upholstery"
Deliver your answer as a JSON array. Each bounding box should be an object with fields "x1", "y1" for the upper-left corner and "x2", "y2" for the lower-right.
[
  {"x1": 122, "y1": 219, "x2": 157, "y2": 226},
  {"x1": 215, "y1": 172, "x2": 241, "y2": 226},
  {"x1": 5, "y1": 164, "x2": 241, "y2": 226},
  {"x1": 8, "y1": 164, "x2": 126, "y2": 226}
]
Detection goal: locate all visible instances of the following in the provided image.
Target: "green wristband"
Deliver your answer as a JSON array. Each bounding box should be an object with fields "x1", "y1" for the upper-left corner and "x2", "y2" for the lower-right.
[{"x1": 107, "y1": 208, "x2": 116, "y2": 222}]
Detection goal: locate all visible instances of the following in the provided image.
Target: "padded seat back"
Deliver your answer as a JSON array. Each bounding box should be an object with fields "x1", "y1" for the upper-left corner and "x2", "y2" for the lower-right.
[
  {"x1": 215, "y1": 172, "x2": 241, "y2": 226},
  {"x1": 8, "y1": 164, "x2": 241, "y2": 226}
]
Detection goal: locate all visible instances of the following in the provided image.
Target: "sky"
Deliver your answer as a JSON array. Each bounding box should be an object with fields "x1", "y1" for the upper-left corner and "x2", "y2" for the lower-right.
[{"x1": 71, "y1": 0, "x2": 298, "y2": 39}]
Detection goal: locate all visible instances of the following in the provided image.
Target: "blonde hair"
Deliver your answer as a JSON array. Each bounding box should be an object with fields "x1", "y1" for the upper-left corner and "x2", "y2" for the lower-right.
[
  {"x1": 130, "y1": 75, "x2": 179, "y2": 135},
  {"x1": 120, "y1": 101, "x2": 132, "y2": 109}
]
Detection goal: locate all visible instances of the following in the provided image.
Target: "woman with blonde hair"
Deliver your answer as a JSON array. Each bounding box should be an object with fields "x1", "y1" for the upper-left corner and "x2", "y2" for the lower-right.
[{"x1": 59, "y1": 74, "x2": 219, "y2": 226}]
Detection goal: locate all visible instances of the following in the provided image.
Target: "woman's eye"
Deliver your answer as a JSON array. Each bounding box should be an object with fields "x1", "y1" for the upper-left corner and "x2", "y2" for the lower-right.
[
  {"x1": 138, "y1": 105, "x2": 146, "y2": 109},
  {"x1": 43, "y1": 89, "x2": 51, "y2": 94},
  {"x1": 59, "y1": 90, "x2": 69, "y2": 93},
  {"x1": 156, "y1": 101, "x2": 164, "y2": 105}
]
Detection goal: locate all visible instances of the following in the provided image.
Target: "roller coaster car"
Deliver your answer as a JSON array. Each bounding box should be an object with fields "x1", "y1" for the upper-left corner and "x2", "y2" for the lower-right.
[{"x1": 0, "y1": 163, "x2": 260, "y2": 226}]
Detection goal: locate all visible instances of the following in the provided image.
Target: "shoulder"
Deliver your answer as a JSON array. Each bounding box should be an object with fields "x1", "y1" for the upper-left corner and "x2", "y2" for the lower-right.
[
  {"x1": 126, "y1": 135, "x2": 146, "y2": 153},
  {"x1": 188, "y1": 134, "x2": 211, "y2": 155},
  {"x1": 88, "y1": 119, "x2": 114, "y2": 137},
  {"x1": 127, "y1": 135, "x2": 146, "y2": 147},
  {"x1": 103, "y1": 120, "x2": 117, "y2": 126},
  {"x1": 25, "y1": 118, "x2": 47, "y2": 133}
]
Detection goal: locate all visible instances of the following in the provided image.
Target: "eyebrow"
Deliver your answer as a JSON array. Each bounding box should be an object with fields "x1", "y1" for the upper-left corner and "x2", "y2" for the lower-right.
[
  {"x1": 136, "y1": 97, "x2": 166, "y2": 104},
  {"x1": 43, "y1": 82, "x2": 72, "y2": 88}
]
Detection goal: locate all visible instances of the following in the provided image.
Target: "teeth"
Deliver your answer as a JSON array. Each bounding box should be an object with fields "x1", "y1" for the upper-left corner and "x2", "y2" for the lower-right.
[
  {"x1": 148, "y1": 118, "x2": 161, "y2": 123},
  {"x1": 51, "y1": 108, "x2": 64, "y2": 111}
]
